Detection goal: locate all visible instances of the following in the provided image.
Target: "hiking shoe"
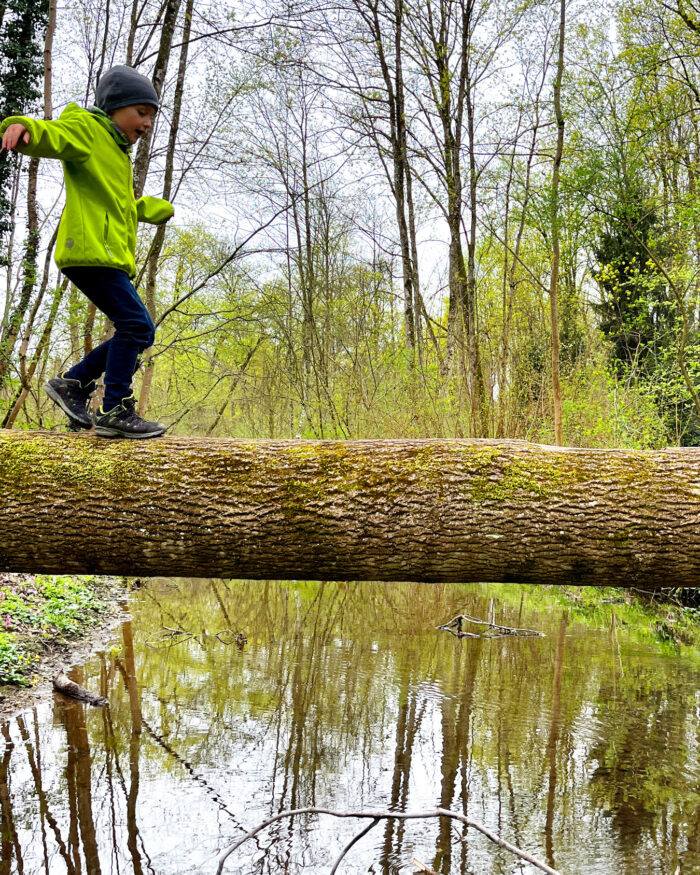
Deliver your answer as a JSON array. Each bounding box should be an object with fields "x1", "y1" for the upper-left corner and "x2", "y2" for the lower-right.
[
  {"x1": 45, "y1": 374, "x2": 96, "y2": 429},
  {"x1": 94, "y1": 396, "x2": 166, "y2": 439}
]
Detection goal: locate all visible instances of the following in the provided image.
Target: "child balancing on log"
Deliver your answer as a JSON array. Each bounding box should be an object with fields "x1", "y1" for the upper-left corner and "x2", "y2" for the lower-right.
[{"x1": 0, "y1": 66, "x2": 173, "y2": 439}]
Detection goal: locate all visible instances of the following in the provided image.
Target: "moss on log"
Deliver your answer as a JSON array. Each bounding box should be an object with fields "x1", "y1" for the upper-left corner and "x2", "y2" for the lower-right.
[{"x1": 1, "y1": 430, "x2": 699, "y2": 585}]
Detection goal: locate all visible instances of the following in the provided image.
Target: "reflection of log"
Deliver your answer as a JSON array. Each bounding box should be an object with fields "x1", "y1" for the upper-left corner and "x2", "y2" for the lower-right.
[
  {"x1": 2, "y1": 431, "x2": 700, "y2": 585},
  {"x1": 53, "y1": 670, "x2": 108, "y2": 706}
]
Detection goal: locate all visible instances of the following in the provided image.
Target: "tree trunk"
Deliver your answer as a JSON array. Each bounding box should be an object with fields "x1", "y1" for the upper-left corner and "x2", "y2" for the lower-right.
[
  {"x1": 131, "y1": 0, "x2": 182, "y2": 198},
  {"x1": 137, "y1": 0, "x2": 193, "y2": 416},
  {"x1": 549, "y1": 0, "x2": 565, "y2": 446},
  {"x1": 2, "y1": 277, "x2": 67, "y2": 428},
  {"x1": 0, "y1": 157, "x2": 41, "y2": 390},
  {"x1": 1, "y1": 433, "x2": 700, "y2": 585},
  {"x1": 44, "y1": 0, "x2": 57, "y2": 119}
]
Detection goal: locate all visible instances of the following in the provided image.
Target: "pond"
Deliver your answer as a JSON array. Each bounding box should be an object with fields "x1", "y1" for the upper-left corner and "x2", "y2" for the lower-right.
[{"x1": 1, "y1": 579, "x2": 699, "y2": 874}]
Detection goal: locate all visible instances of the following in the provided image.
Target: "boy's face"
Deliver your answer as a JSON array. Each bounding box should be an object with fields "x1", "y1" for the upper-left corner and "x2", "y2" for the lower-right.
[{"x1": 109, "y1": 104, "x2": 156, "y2": 145}]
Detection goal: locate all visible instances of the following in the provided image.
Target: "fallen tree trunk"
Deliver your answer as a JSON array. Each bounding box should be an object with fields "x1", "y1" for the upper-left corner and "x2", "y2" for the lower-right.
[
  {"x1": 1, "y1": 430, "x2": 699, "y2": 585},
  {"x1": 53, "y1": 669, "x2": 108, "y2": 706}
]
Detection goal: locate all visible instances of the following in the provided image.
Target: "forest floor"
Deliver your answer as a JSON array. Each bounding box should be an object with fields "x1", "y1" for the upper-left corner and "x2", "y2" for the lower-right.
[{"x1": 0, "y1": 573, "x2": 133, "y2": 718}]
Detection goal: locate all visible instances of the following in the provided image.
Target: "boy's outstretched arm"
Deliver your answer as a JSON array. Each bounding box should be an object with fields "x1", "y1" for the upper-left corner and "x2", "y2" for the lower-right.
[
  {"x1": 0, "y1": 114, "x2": 93, "y2": 162},
  {"x1": 136, "y1": 195, "x2": 174, "y2": 224}
]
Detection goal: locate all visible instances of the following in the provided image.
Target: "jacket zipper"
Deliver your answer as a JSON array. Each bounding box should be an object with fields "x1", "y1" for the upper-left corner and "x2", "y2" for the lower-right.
[{"x1": 103, "y1": 212, "x2": 113, "y2": 257}]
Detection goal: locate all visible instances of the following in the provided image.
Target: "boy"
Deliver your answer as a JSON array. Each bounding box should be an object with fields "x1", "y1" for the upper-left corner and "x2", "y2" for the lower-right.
[{"x1": 0, "y1": 65, "x2": 173, "y2": 439}]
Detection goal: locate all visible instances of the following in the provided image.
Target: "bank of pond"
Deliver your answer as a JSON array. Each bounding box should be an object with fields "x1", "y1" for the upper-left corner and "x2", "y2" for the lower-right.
[{"x1": 0, "y1": 578, "x2": 698, "y2": 874}]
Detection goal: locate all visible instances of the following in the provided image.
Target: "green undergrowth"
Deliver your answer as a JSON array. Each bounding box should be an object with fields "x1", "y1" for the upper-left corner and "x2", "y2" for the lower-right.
[{"x1": 0, "y1": 574, "x2": 128, "y2": 686}]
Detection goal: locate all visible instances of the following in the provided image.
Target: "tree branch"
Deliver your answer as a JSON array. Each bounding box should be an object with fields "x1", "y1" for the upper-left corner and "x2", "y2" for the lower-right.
[{"x1": 215, "y1": 806, "x2": 562, "y2": 875}]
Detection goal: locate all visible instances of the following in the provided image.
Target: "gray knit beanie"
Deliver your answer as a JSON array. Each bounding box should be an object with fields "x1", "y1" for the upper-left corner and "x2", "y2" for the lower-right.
[{"x1": 95, "y1": 65, "x2": 159, "y2": 113}]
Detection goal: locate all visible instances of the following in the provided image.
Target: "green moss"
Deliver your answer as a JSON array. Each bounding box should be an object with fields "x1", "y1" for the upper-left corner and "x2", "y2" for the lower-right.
[
  {"x1": 221, "y1": 442, "x2": 593, "y2": 509},
  {"x1": 0, "y1": 434, "x2": 143, "y2": 492},
  {"x1": 3, "y1": 435, "x2": 694, "y2": 515}
]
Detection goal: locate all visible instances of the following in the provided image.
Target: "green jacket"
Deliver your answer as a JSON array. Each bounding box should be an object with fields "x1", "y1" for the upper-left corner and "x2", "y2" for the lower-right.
[{"x1": 0, "y1": 103, "x2": 173, "y2": 278}]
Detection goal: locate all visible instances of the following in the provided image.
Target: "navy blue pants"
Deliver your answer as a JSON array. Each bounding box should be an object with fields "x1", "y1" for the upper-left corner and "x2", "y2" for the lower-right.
[{"x1": 62, "y1": 267, "x2": 155, "y2": 411}]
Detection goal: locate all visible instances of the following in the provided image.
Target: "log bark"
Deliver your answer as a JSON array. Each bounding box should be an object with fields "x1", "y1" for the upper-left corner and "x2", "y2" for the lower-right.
[
  {"x1": 53, "y1": 669, "x2": 108, "y2": 706},
  {"x1": 1, "y1": 432, "x2": 700, "y2": 585}
]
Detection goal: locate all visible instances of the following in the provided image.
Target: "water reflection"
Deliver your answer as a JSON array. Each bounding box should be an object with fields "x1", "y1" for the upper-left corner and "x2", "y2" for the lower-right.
[{"x1": 1, "y1": 580, "x2": 699, "y2": 874}]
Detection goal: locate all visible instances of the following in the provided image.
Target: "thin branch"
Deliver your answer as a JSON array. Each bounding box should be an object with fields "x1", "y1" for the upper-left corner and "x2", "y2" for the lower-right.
[
  {"x1": 329, "y1": 817, "x2": 380, "y2": 874},
  {"x1": 155, "y1": 200, "x2": 297, "y2": 327},
  {"x1": 215, "y1": 806, "x2": 561, "y2": 875},
  {"x1": 437, "y1": 613, "x2": 544, "y2": 639}
]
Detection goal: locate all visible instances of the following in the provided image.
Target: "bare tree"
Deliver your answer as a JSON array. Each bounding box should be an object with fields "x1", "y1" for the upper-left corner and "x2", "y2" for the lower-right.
[
  {"x1": 401, "y1": 0, "x2": 518, "y2": 434},
  {"x1": 137, "y1": 0, "x2": 194, "y2": 414},
  {"x1": 549, "y1": 0, "x2": 566, "y2": 445},
  {"x1": 132, "y1": 0, "x2": 182, "y2": 198}
]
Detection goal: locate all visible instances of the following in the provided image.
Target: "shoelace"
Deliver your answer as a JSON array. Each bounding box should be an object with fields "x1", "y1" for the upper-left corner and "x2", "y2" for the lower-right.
[
  {"x1": 114, "y1": 397, "x2": 148, "y2": 427},
  {"x1": 65, "y1": 383, "x2": 94, "y2": 406}
]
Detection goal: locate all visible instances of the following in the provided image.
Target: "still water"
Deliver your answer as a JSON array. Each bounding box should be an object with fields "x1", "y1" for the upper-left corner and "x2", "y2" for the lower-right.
[{"x1": 1, "y1": 579, "x2": 699, "y2": 874}]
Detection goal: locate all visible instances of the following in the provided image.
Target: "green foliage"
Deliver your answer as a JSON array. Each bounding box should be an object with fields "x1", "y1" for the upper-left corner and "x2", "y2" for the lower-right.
[
  {"x1": 0, "y1": 0, "x2": 49, "y2": 257},
  {"x1": 34, "y1": 575, "x2": 107, "y2": 633},
  {"x1": 1, "y1": 575, "x2": 108, "y2": 635},
  {"x1": 594, "y1": 194, "x2": 672, "y2": 376},
  {"x1": 0, "y1": 632, "x2": 32, "y2": 685},
  {"x1": 558, "y1": 349, "x2": 668, "y2": 448},
  {"x1": 0, "y1": 575, "x2": 114, "y2": 686}
]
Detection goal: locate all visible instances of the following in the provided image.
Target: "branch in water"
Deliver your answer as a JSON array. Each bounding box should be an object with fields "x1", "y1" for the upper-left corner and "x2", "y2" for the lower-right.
[
  {"x1": 437, "y1": 613, "x2": 544, "y2": 639},
  {"x1": 215, "y1": 806, "x2": 561, "y2": 875}
]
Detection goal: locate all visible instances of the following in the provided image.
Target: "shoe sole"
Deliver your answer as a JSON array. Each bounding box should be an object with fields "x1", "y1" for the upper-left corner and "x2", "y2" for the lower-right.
[
  {"x1": 44, "y1": 383, "x2": 93, "y2": 429},
  {"x1": 94, "y1": 425, "x2": 167, "y2": 439}
]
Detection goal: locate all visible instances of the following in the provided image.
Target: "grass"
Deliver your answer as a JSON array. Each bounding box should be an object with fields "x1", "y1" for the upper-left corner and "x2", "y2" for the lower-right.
[{"x1": 0, "y1": 574, "x2": 127, "y2": 686}]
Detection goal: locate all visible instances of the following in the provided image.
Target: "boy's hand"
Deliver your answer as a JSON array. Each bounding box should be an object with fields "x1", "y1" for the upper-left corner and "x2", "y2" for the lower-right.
[{"x1": 1, "y1": 124, "x2": 31, "y2": 152}]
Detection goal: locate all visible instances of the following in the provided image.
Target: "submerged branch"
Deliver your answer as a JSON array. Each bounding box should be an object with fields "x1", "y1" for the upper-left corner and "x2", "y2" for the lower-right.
[
  {"x1": 145, "y1": 626, "x2": 247, "y2": 649},
  {"x1": 437, "y1": 614, "x2": 544, "y2": 639},
  {"x1": 215, "y1": 806, "x2": 561, "y2": 875}
]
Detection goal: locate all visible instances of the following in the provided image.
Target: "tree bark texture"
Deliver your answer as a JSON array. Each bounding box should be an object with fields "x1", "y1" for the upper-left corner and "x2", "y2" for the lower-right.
[{"x1": 1, "y1": 432, "x2": 699, "y2": 585}]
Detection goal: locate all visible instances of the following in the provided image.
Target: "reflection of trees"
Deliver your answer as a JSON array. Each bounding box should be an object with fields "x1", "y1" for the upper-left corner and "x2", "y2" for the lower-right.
[
  {"x1": 433, "y1": 640, "x2": 482, "y2": 875},
  {"x1": 379, "y1": 683, "x2": 424, "y2": 871},
  {"x1": 544, "y1": 615, "x2": 568, "y2": 871},
  {"x1": 50, "y1": 620, "x2": 152, "y2": 875},
  {"x1": 59, "y1": 669, "x2": 102, "y2": 873},
  {"x1": 117, "y1": 578, "x2": 700, "y2": 872},
  {"x1": 119, "y1": 618, "x2": 145, "y2": 875},
  {"x1": 16, "y1": 711, "x2": 75, "y2": 873},
  {"x1": 0, "y1": 723, "x2": 22, "y2": 874},
  {"x1": 278, "y1": 583, "x2": 351, "y2": 811},
  {"x1": 2, "y1": 580, "x2": 699, "y2": 873},
  {"x1": 588, "y1": 671, "x2": 697, "y2": 849}
]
